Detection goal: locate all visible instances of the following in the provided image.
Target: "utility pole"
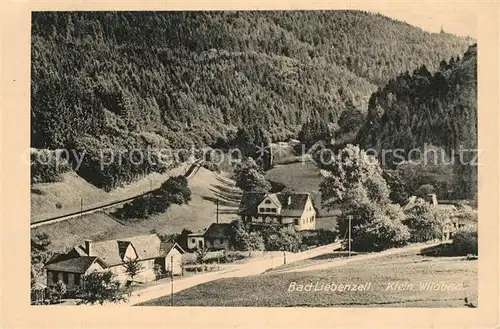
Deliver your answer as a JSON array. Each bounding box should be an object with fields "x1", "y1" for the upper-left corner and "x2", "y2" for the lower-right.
[
  {"x1": 170, "y1": 255, "x2": 174, "y2": 306},
  {"x1": 283, "y1": 251, "x2": 286, "y2": 265},
  {"x1": 216, "y1": 198, "x2": 219, "y2": 224},
  {"x1": 348, "y1": 215, "x2": 352, "y2": 257}
]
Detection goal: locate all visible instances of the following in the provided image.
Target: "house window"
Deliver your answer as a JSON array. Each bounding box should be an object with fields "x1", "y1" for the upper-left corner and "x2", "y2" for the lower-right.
[
  {"x1": 62, "y1": 272, "x2": 69, "y2": 284},
  {"x1": 259, "y1": 207, "x2": 265, "y2": 212},
  {"x1": 74, "y1": 273, "x2": 81, "y2": 285},
  {"x1": 265, "y1": 200, "x2": 271, "y2": 204},
  {"x1": 294, "y1": 218, "x2": 299, "y2": 225},
  {"x1": 52, "y1": 272, "x2": 59, "y2": 283},
  {"x1": 191, "y1": 238, "x2": 196, "y2": 243},
  {"x1": 265, "y1": 208, "x2": 271, "y2": 212},
  {"x1": 271, "y1": 208, "x2": 277, "y2": 213}
]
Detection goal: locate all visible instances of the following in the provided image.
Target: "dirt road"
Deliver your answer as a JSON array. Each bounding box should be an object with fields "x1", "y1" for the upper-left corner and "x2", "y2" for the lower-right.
[{"x1": 127, "y1": 242, "x2": 342, "y2": 305}]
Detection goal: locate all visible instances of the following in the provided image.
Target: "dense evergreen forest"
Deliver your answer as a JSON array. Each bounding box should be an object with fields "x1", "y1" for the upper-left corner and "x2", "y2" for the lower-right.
[
  {"x1": 32, "y1": 11, "x2": 472, "y2": 148},
  {"x1": 356, "y1": 44, "x2": 477, "y2": 198},
  {"x1": 31, "y1": 11, "x2": 474, "y2": 190}
]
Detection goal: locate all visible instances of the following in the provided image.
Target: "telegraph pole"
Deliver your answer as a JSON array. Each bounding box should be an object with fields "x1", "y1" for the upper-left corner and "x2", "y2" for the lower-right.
[
  {"x1": 216, "y1": 198, "x2": 219, "y2": 224},
  {"x1": 170, "y1": 255, "x2": 174, "y2": 306},
  {"x1": 348, "y1": 215, "x2": 352, "y2": 257}
]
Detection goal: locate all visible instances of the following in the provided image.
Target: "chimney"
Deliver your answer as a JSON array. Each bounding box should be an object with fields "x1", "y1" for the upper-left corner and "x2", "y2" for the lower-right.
[
  {"x1": 84, "y1": 240, "x2": 92, "y2": 256},
  {"x1": 288, "y1": 196, "x2": 292, "y2": 206}
]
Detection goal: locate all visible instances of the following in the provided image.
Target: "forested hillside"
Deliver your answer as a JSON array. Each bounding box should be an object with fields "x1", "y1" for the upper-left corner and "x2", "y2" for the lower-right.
[
  {"x1": 31, "y1": 11, "x2": 474, "y2": 189},
  {"x1": 32, "y1": 11, "x2": 472, "y2": 149},
  {"x1": 356, "y1": 44, "x2": 477, "y2": 198}
]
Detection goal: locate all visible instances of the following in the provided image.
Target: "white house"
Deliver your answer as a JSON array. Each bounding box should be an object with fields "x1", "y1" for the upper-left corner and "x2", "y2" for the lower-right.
[{"x1": 238, "y1": 192, "x2": 317, "y2": 231}]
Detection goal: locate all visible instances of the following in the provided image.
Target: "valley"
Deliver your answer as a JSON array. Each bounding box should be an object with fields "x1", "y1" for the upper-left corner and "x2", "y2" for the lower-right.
[{"x1": 29, "y1": 11, "x2": 478, "y2": 310}]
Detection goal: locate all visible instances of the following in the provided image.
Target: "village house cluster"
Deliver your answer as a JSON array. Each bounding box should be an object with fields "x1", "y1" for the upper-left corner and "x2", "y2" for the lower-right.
[
  {"x1": 44, "y1": 235, "x2": 184, "y2": 293},
  {"x1": 41, "y1": 191, "x2": 319, "y2": 293},
  {"x1": 40, "y1": 191, "x2": 475, "y2": 295}
]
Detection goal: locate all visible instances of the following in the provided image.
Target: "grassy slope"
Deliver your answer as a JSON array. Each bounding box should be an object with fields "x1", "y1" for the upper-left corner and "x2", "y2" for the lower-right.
[
  {"x1": 32, "y1": 168, "x2": 242, "y2": 251},
  {"x1": 140, "y1": 249, "x2": 477, "y2": 307},
  {"x1": 30, "y1": 164, "x2": 188, "y2": 222},
  {"x1": 265, "y1": 160, "x2": 339, "y2": 231},
  {"x1": 266, "y1": 161, "x2": 323, "y2": 193}
]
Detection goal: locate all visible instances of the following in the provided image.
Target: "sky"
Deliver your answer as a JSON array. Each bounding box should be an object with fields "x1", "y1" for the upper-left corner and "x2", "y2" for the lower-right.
[{"x1": 361, "y1": 3, "x2": 478, "y2": 39}]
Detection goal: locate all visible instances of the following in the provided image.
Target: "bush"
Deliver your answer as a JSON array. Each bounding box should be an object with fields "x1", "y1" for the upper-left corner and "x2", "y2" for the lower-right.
[
  {"x1": 415, "y1": 184, "x2": 435, "y2": 198},
  {"x1": 340, "y1": 202, "x2": 410, "y2": 252},
  {"x1": 300, "y1": 229, "x2": 337, "y2": 247},
  {"x1": 221, "y1": 250, "x2": 246, "y2": 263},
  {"x1": 228, "y1": 220, "x2": 265, "y2": 251},
  {"x1": 117, "y1": 175, "x2": 191, "y2": 219},
  {"x1": 261, "y1": 226, "x2": 302, "y2": 252},
  {"x1": 403, "y1": 201, "x2": 446, "y2": 242},
  {"x1": 452, "y1": 227, "x2": 478, "y2": 256},
  {"x1": 351, "y1": 214, "x2": 410, "y2": 252}
]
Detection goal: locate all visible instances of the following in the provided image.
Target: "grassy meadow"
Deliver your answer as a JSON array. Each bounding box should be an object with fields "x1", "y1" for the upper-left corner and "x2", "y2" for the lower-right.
[
  {"x1": 140, "y1": 247, "x2": 477, "y2": 307},
  {"x1": 32, "y1": 168, "x2": 242, "y2": 251},
  {"x1": 265, "y1": 161, "x2": 323, "y2": 193}
]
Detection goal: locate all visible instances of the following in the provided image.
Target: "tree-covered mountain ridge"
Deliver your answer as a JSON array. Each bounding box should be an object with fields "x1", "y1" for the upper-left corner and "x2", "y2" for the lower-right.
[
  {"x1": 356, "y1": 43, "x2": 477, "y2": 199},
  {"x1": 32, "y1": 11, "x2": 474, "y2": 151}
]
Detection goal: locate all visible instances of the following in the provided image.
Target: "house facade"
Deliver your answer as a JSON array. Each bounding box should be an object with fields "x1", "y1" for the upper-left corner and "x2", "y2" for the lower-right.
[
  {"x1": 45, "y1": 256, "x2": 107, "y2": 292},
  {"x1": 44, "y1": 235, "x2": 185, "y2": 292},
  {"x1": 185, "y1": 223, "x2": 232, "y2": 251},
  {"x1": 404, "y1": 197, "x2": 478, "y2": 240},
  {"x1": 204, "y1": 223, "x2": 232, "y2": 250},
  {"x1": 186, "y1": 232, "x2": 205, "y2": 250},
  {"x1": 160, "y1": 242, "x2": 185, "y2": 275},
  {"x1": 238, "y1": 192, "x2": 317, "y2": 231}
]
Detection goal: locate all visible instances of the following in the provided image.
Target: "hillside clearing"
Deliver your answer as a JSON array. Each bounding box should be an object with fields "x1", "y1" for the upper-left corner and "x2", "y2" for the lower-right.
[
  {"x1": 140, "y1": 248, "x2": 477, "y2": 307},
  {"x1": 265, "y1": 161, "x2": 323, "y2": 193},
  {"x1": 32, "y1": 168, "x2": 242, "y2": 251},
  {"x1": 31, "y1": 163, "x2": 189, "y2": 223}
]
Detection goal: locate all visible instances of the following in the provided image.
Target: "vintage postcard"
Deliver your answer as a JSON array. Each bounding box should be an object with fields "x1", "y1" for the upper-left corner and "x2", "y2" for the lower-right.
[{"x1": 1, "y1": 0, "x2": 499, "y2": 328}]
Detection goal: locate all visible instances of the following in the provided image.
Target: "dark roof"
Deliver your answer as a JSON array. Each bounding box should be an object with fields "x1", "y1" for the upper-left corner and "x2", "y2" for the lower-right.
[
  {"x1": 204, "y1": 223, "x2": 232, "y2": 239},
  {"x1": 45, "y1": 252, "x2": 67, "y2": 265},
  {"x1": 276, "y1": 193, "x2": 310, "y2": 217},
  {"x1": 160, "y1": 241, "x2": 185, "y2": 256},
  {"x1": 238, "y1": 192, "x2": 311, "y2": 217},
  {"x1": 44, "y1": 256, "x2": 100, "y2": 274}
]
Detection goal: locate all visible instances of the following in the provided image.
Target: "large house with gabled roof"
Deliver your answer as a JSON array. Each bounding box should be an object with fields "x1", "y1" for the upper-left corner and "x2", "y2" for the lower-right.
[{"x1": 238, "y1": 192, "x2": 317, "y2": 231}]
